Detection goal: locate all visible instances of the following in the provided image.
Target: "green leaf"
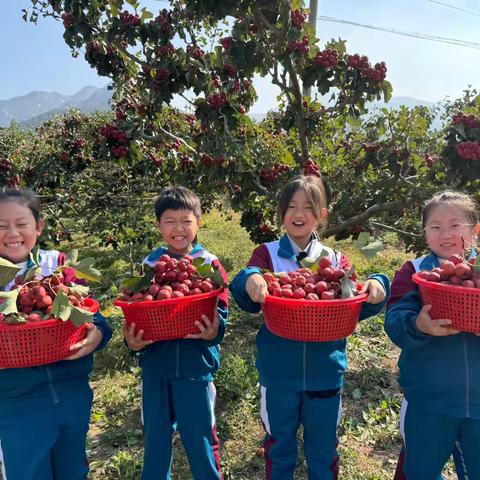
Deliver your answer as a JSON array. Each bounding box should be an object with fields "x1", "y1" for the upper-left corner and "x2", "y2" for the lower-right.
[
  {"x1": 356, "y1": 232, "x2": 370, "y2": 249},
  {"x1": 209, "y1": 269, "x2": 228, "y2": 288},
  {"x1": 65, "y1": 249, "x2": 79, "y2": 265},
  {"x1": 196, "y1": 263, "x2": 213, "y2": 277},
  {"x1": 24, "y1": 266, "x2": 42, "y2": 281},
  {"x1": 360, "y1": 240, "x2": 385, "y2": 259},
  {"x1": 192, "y1": 257, "x2": 205, "y2": 268},
  {"x1": 29, "y1": 245, "x2": 41, "y2": 267},
  {"x1": 120, "y1": 267, "x2": 155, "y2": 293},
  {"x1": 68, "y1": 284, "x2": 90, "y2": 297},
  {"x1": 473, "y1": 256, "x2": 480, "y2": 277},
  {"x1": 0, "y1": 290, "x2": 19, "y2": 315},
  {"x1": 340, "y1": 276, "x2": 357, "y2": 298},
  {"x1": 0, "y1": 258, "x2": 22, "y2": 286},
  {"x1": 140, "y1": 8, "x2": 153, "y2": 20},
  {"x1": 70, "y1": 306, "x2": 94, "y2": 327},
  {"x1": 70, "y1": 257, "x2": 101, "y2": 283},
  {"x1": 3, "y1": 313, "x2": 27, "y2": 325},
  {"x1": 51, "y1": 290, "x2": 72, "y2": 321}
]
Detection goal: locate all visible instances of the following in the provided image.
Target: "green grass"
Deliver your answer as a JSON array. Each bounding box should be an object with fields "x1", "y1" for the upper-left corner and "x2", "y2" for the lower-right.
[{"x1": 77, "y1": 212, "x2": 457, "y2": 479}]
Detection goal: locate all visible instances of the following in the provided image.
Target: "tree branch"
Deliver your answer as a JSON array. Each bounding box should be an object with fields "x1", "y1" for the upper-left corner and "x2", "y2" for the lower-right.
[
  {"x1": 370, "y1": 221, "x2": 422, "y2": 239},
  {"x1": 322, "y1": 201, "x2": 403, "y2": 237}
]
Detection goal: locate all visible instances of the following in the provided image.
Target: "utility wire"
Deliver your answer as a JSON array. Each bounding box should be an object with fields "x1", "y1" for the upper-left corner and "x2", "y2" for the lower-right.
[
  {"x1": 317, "y1": 15, "x2": 480, "y2": 50},
  {"x1": 427, "y1": 0, "x2": 480, "y2": 17}
]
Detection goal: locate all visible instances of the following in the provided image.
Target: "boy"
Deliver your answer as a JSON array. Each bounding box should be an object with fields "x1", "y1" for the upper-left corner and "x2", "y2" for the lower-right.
[{"x1": 124, "y1": 186, "x2": 228, "y2": 480}]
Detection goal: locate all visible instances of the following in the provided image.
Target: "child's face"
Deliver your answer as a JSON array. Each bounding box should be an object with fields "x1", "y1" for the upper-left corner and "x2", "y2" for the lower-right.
[
  {"x1": 282, "y1": 189, "x2": 319, "y2": 249},
  {"x1": 0, "y1": 201, "x2": 44, "y2": 264},
  {"x1": 157, "y1": 209, "x2": 200, "y2": 255},
  {"x1": 424, "y1": 205, "x2": 478, "y2": 259}
]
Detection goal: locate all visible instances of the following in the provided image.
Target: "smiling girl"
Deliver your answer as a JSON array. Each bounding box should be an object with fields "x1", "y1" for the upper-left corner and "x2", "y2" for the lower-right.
[{"x1": 231, "y1": 175, "x2": 390, "y2": 479}]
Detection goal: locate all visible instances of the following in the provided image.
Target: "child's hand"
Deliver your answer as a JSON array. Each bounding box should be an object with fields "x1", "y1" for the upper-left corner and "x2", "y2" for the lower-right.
[
  {"x1": 359, "y1": 279, "x2": 386, "y2": 304},
  {"x1": 124, "y1": 321, "x2": 153, "y2": 351},
  {"x1": 416, "y1": 304, "x2": 460, "y2": 336},
  {"x1": 185, "y1": 310, "x2": 220, "y2": 340},
  {"x1": 246, "y1": 273, "x2": 268, "y2": 303},
  {"x1": 67, "y1": 323, "x2": 103, "y2": 360}
]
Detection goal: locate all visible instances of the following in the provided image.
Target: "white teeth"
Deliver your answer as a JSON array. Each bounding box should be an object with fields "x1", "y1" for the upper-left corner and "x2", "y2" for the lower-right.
[{"x1": 6, "y1": 243, "x2": 23, "y2": 248}]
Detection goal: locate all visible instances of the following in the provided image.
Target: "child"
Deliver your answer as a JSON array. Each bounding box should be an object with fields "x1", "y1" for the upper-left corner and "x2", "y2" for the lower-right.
[
  {"x1": 0, "y1": 188, "x2": 112, "y2": 480},
  {"x1": 230, "y1": 175, "x2": 389, "y2": 479},
  {"x1": 124, "y1": 186, "x2": 228, "y2": 480},
  {"x1": 385, "y1": 190, "x2": 480, "y2": 480}
]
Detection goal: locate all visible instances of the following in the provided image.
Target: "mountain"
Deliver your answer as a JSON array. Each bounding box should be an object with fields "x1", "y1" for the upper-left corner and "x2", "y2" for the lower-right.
[
  {"x1": 0, "y1": 86, "x2": 441, "y2": 130},
  {"x1": 0, "y1": 85, "x2": 112, "y2": 129}
]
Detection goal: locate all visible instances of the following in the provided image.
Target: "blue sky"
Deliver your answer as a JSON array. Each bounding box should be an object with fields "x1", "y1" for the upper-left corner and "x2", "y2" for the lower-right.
[{"x1": 1, "y1": 0, "x2": 479, "y2": 113}]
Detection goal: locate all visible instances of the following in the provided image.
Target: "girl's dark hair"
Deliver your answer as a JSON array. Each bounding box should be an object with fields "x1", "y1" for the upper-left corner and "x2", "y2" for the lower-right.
[
  {"x1": 277, "y1": 175, "x2": 328, "y2": 225},
  {"x1": 422, "y1": 191, "x2": 479, "y2": 227},
  {"x1": 155, "y1": 186, "x2": 202, "y2": 221},
  {"x1": 0, "y1": 188, "x2": 41, "y2": 223}
]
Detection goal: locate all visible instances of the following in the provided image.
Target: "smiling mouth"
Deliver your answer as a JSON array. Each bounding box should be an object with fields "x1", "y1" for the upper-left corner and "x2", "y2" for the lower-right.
[
  {"x1": 5, "y1": 242, "x2": 24, "y2": 248},
  {"x1": 292, "y1": 221, "x2": 305, "y2": 227}
]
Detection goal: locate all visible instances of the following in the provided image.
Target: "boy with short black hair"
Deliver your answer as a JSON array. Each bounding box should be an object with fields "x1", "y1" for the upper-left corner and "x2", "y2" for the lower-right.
[{"x1": 124, "y1": 186, "x2": 228, "y2": 480}]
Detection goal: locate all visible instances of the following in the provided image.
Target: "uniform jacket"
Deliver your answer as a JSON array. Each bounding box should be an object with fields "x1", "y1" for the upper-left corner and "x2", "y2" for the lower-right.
[
  {"x1": 231, "y1": 234, "x2": 390, "y2": 391},
  {"x1": 0, "y1": 249, "x2": 112, "y2": 417},
  {"x1": 138, "y1": 243, "x2": 228, "y2": 382},
  {"x1": 385, "y1": 250, "x2": 480, "y2": 418}
]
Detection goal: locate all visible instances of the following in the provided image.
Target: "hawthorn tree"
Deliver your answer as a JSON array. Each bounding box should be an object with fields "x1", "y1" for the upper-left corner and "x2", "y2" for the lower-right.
[{"x1": 11, "y1": 1, "x2": 477, "y2": 255}]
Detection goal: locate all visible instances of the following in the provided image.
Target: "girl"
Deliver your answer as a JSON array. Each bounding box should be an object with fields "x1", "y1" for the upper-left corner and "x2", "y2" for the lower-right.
[
  {"x1": 385, "y1": 190, "x2": 480, "y2": 480},
  {"x1": 0, "y1": 188, "x2": 112, "y2": 480},
  {"x1": 230, "y1": 175, "x2": 389, "y2": 479}
]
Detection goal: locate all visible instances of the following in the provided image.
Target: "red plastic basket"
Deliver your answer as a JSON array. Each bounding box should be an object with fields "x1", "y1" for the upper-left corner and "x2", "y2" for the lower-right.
[
  {"x1": 115, "y1": 289, "x2": 222, "y2": 341},
  {"x1": 412, "y1": 273, "x2": 480, "y2": 333},
  {"x1": 0, "y1": 298, "x2": 99, "y2": 369},
  {"x1": 262, "y1": 293, "x2": 368, "y2": 342}
]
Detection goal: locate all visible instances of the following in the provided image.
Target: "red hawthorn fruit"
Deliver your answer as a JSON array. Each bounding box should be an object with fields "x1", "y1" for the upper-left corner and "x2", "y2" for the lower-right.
[
  {"x1": 282, "y1": 289, "x2": 293, "y2": 298},
  {"x1": 191, "y1": 288, "x2": 203, "y2": 295},
  {"x1": 272, "y1": 288, "x2": 282, "y2": 297},
  {"x1": 176, "y1": 271, "x2": 189, "y2": 282},
  {"x1": 157, "y1": 289, "x2": 172, "y2": 300},
  {"x1": 318, "y1": 257, "x2": 332, "y2": 269},
  {"x1": 449, "y1": 275, "x2": 462, "y2": 285},
  {"x1": 149, "y1": 284, "x2": 161, "y2": 296},
  {"x1": 315, "y1": 281, "x2": 328, "y2": 295},
  {"x1": 463, "y1": 280, "x2": 475, "y2": 288},
  {"x1": 177, "y1": 284, "x2": 190, "y2": 296},
  {"x1": 31, "y1": 286, "x2": 47, "y2": 299},
  {"x1": 304, "y1": 283, "x2": 316, "y2": 294},
  {"x1": 28, "y1": 313, "x2": 45, "y2": 323},
  {"x1": 37, "y1": 296, "x2": 53, "y2": 309},
  {"x1": 455, "y1": 263, "x2": 472, "y2": 279},
  {"x1": 183, "y1": 279, "x2": 193, "y2": 288},
  {"x1": 171, "y1": 291, "x2": 185, "y2": 298},
  {"x1": 440, "y1": 261, "x2": 456, "y2": 276},
  {"x1": 306, "y1": 293, "x2": 319, "y2": 301},
  {"x1": 159, "y1": 254, "x2": 171, "y2": 262},
  {"x1": 449, "y1": 254, "x2": 464, "y2": 265},
  {"x1": 177, "y1": 259, "x2": 190, "y2": 272},
  {"x1": 199, "y1": 281, "x2": 213, "y2": 293},
  {"x1": 143, "y1": 294, "x2": 155, "y2": 302},
  {"x1": 166, "y1": 259, "x2": 178, "y2": 270},
  {"x1": 293, "y1": 288, "x2": 306, "y2": 299},
  {"x1": 294, "y1": 276, "x2": 306, "y2": 287},
  {"x1": 154, "y1": 261, "x2": 167, "y2": 273},
  {"x1": 164, "y1": 270, "x2": 177, "y2": 282},
  {"x1": 321, "y1": 291, "x2": 336, "y2": 300}
]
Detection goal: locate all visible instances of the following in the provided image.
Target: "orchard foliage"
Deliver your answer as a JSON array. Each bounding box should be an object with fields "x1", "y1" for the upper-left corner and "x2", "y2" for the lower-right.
[{"x1": 11, "y1": 1, "x2": 479, "y2": 255}]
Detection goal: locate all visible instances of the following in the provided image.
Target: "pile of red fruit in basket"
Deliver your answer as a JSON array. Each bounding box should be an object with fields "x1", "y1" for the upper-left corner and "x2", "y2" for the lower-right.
[
  {"x1": 417, "y1": 254, "x2": 480, "y2": 288},
  {"x1": 264, "y1": 256, "x2": 357, "y2": 300},
  {"x1": 118, "y1": 254, "x2": 220, "y2": 302}
]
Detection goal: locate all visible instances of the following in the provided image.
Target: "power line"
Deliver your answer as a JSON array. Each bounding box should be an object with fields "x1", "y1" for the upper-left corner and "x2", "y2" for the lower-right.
[
  {"x1": 317, "y1": 15, "x2": 480, "y2": 50},
  {"x1": 427, "y1": 0, "x2": 480, "y2": 17}
]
